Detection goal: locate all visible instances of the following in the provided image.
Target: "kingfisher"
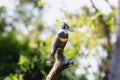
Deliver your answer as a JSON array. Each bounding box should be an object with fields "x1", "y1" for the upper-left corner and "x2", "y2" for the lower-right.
[{"x1": 47, "y1": 22, "x2": 74, "y2": 63}]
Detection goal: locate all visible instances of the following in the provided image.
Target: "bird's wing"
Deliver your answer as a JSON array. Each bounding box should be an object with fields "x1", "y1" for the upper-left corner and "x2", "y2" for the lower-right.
[
  {"x1": 47, "y1": 36, "x2": 59, "y2": 63},
  {"x1": 51, "y1": 36, "x2": 59, "y2": 54}
]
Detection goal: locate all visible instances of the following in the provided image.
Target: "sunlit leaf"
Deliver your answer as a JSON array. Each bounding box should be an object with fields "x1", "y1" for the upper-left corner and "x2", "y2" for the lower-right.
[
  {"x1": 37, "y1": 1, "x2": 43, "y2": 8},
  {"x1": 18, "y1": 55, "x2": 29, "y2": 65},
  {"x1": 71, "y1": 20, "x2": 77, "y2": 26},
  {"x1": 19, "y1": 74, "x2": 23, "y2": 80},
  {"x1": 110, "y1": 25, "x2": 115, "y2": 32}
]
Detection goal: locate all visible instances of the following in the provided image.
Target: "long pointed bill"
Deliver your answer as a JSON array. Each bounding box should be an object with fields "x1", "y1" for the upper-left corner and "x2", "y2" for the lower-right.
[{"x1": 67, "y1": 28, "x2": 74, "y2": 32}]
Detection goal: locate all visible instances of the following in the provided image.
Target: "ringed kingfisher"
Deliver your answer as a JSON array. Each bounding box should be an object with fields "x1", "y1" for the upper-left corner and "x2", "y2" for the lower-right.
[{"x1": 47, "y1": 22, "x2": 74, "y2": 63}]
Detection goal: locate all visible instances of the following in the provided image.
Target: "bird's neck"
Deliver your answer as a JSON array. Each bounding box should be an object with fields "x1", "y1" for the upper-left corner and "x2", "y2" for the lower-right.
[
  {"x1": 58, "y1": 29, "x2": 68, "y2": 41},
  {"x1": 58, "y1": 29, "x2": 68, "y2": 34}
]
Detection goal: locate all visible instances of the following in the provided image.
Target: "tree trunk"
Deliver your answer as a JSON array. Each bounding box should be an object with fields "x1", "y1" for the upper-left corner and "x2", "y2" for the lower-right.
[
  {"x1": 46, "y1": 48, "x2": 74, "y2": 80},
  {"x1": 109, "y1": 0, "x2": 120, "y2": 80}
]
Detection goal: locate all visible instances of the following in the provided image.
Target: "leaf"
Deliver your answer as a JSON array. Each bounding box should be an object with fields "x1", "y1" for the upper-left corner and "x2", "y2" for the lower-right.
[
  {"x1": 18, "y1": 55, "x2": 28, "y2": 65},
  {"x1": 71, "y1": 20, "x2": 77, "y2": 26},
  {"x1": 19, "y1": 74, "x2": 23, "y2": 80},
  {"x1": 110, "y1": 25, "x2": 115, "y2": 32},
  {"x1": 37, "y1": 1, "x2": 43, "y2": 8}
]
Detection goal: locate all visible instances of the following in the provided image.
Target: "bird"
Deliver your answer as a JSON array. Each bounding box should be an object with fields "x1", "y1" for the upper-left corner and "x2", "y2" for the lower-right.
[{"x1": 47, "y1": 22, "x2": 74, "y2": 63}]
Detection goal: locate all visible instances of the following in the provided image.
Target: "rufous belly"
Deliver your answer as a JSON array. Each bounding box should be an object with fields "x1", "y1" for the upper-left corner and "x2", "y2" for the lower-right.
[{"x1": 58, "y1": 38, "x2": 67, "y2": 49}]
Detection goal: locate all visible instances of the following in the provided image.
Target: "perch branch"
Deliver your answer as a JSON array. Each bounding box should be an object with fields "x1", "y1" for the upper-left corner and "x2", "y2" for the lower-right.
[{"x1": 46, "y1": 48, "x2": 74, "y2": 80}]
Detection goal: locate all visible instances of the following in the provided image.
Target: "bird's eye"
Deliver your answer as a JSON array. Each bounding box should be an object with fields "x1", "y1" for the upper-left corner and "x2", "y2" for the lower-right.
[
  {"x1": 65, "y1": 25, "x2": 69, "y2": 29},
  {"x1": 62, "y1": 23, "x2": 69, "y2": 29}
]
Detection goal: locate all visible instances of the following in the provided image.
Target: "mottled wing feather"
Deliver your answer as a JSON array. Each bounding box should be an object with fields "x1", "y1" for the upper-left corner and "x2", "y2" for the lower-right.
[
  {"x1": 51, "y1": 36, "x2": 59, "y2": 55},
  {"x1": 47, "y1": 36, "x2": 59, "y2": 63}
]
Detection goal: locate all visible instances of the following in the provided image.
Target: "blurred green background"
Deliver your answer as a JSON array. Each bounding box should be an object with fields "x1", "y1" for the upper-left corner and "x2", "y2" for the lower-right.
[{"x1": 0, "y1": 0, "x2": 116, "y2": 80}]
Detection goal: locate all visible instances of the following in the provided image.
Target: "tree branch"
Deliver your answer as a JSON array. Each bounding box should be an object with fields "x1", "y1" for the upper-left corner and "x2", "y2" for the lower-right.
[
  {"x1": 90, "y1": 1, "x2": 112, "y2": 80},
  {"x1": 46, "y1": 48, "x2": 74, "y2": 80},
  {"x1": 90, "y1": 0, "x2": 111, "y2": 47}
]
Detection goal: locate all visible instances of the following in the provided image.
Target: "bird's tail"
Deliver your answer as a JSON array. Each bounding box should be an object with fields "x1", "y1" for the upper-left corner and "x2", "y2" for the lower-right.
[{"x1": 46, "y1": 54, "x2": 53, "y2": 63}]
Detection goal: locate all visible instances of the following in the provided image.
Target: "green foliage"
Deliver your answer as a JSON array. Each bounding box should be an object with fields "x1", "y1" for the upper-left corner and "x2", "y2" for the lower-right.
[
  {"x1": 63, "y1": 4, "x2": 115, "y2": 79},
  {"x1": 0, "y1": 0, "x2": 115, "y2": 80},
  {"x1": 37, "y1": 0, "x2": 44, "y2": 9},
  {"x1": 0, "y1": 30, "x2": 50, "y2": 80}
]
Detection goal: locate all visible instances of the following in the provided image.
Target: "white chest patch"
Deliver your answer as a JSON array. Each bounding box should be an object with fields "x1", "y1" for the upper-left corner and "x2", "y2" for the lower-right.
[{"x1": 59, "y1": 38, "x2": 68, "y2": 41}]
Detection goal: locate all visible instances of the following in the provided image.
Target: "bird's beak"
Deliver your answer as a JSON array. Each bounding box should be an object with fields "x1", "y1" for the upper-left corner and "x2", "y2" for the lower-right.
[{"x1": 67, "y1": 28, "x2": 74, "y2": 32}]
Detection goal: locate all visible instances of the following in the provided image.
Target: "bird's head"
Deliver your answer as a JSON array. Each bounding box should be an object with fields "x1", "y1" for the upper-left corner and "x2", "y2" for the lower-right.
[{"x1": 60, "y1": 22, "x2": 74, "y2": 32}]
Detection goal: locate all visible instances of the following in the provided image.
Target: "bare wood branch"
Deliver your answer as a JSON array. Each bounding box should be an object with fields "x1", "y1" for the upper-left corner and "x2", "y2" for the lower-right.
[
  {"x1": 90, "y1": 0, "x2": 111, "y2": 47},
  {"x1": 90, "y1": 1, "x2": 112, "y2": 80},
  {"x1": 46, "y1": 48, "x2": 74, "y2": 80}
]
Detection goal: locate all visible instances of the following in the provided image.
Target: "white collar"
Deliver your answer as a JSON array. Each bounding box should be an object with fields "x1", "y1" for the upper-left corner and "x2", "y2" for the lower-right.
[{"x1": 58, "y1": 29, "x2": 68, "y2": 34}]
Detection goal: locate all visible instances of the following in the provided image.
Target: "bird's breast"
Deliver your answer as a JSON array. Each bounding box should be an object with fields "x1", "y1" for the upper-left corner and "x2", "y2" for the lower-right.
[
  {"x1": 58, "y1": 37, "x2": 68, "y2": 48},
  {"x1": 56, "y1": 31, "x2": 68, "y2": 48},
  {"x1": 59, "y1": 37, "x2": 68, "y2": 41}
]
